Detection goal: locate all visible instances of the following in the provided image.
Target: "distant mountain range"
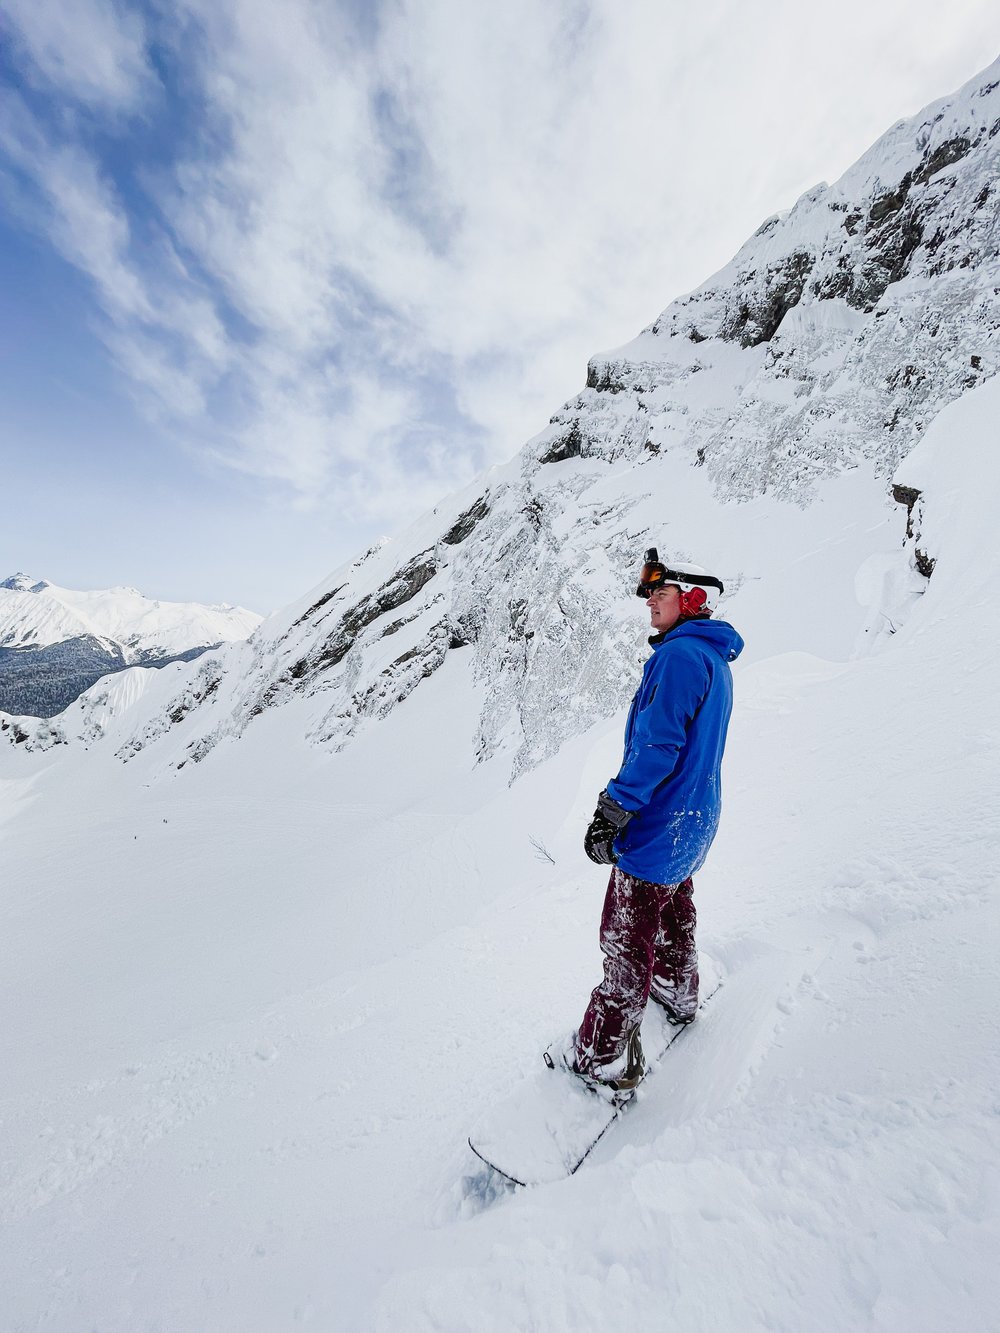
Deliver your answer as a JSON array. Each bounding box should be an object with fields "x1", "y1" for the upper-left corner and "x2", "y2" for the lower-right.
[{"x1": 0, "y1": 574, "x2": 261, "y2": 717}]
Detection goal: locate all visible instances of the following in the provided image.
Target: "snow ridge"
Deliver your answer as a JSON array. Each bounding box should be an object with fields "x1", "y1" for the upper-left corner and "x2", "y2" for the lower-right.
[{"x1": 0, "y1": 575, "x2": 261, "y2": 658}]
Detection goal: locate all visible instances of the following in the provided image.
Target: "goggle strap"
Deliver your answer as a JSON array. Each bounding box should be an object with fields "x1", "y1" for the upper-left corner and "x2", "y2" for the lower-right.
[
  {"x1": 657, "y1": 566, "x2": 724, "y2": 594},
  {"x1": 638, "y1": 563, "x2": 724, "y2": 596}
]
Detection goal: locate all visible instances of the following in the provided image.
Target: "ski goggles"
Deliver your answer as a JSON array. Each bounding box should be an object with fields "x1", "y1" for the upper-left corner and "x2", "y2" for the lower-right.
[
  {"x1": 635, "y1": 548, "x2": 724, "y2": 600},
  {"x1": 635, "y1": 555, "x2": 671, "y2": 598}
]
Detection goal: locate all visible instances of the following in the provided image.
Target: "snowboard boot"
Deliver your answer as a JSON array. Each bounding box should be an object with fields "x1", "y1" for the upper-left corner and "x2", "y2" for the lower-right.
[
  {"x1": 649, "y1": 971, "x2": 698, "y2": 1026},
  {"x1": 567, "y1": 1025, "x2": 646, "y2": 1099}
]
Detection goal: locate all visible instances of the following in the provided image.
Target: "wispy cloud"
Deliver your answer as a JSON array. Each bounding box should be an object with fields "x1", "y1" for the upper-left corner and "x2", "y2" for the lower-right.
[
  {"x1": 2, "y1": 0, "x2": 998, "y2": 537},
  {"x1": 4, "y1": 0, "x2": 153, "y2": 110},
  {"x1": 0, "y1": 86, "x2": 230, "y2": 426},
  {"x1": 0, "y1": 93, "x2": 148, "y2": 319}
]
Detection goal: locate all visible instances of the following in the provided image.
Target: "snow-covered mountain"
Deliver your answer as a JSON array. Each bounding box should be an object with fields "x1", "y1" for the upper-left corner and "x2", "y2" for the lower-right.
[
  {"x1": 0, "y1": 574, "x2": 261, "y2": 717},
  {"x1": 0, "y1": 572, "x2": 261, "y2": 658},
  {"x1": 2, "y1": 62, "x2": 1000, "y2": 1332},
  {"x1": 11, "y1": 58, "x2": 996, "y2": 771},
  {"x1": 2, "y1": 375, "x2": 998, "y2": 1331}
]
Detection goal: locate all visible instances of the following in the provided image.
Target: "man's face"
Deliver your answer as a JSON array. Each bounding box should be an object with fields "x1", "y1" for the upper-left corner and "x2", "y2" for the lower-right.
[{"x1": 647, "y1": 584, "x2": 682, "y2": 634}]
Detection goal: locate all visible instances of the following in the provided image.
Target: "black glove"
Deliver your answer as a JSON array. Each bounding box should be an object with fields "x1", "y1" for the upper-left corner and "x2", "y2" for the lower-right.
[{"x1": 584, "y1": 790, "x2": 635, "y2": 865}]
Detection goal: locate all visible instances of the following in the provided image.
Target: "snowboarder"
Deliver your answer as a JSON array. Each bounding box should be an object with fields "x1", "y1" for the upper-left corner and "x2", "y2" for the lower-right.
[{"x1": 573, "y1": 550, "x2": 744, "y2": 1092}]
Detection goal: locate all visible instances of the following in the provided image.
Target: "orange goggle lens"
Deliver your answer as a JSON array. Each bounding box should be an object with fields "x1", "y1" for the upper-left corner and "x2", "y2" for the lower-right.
[{"x1": 636, "y1": 562, "x2": 668, "y2": 598}]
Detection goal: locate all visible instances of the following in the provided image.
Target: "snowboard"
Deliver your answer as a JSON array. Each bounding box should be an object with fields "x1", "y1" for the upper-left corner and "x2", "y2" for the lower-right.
[{"x1": 468, "y1": 957, "x2": 722, "y2": 1187}]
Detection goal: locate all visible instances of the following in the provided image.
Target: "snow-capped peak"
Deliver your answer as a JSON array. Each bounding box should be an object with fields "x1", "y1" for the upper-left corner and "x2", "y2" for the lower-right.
[
  {"x1": 1, "y1": 573, "x2": 51, "y2": 594},
  {"x1": 0, "y1": 576, "x2": 262, "y2": 659},
  {"x1": 0, "y1": 576, "x2": 264, "y2": 719}
]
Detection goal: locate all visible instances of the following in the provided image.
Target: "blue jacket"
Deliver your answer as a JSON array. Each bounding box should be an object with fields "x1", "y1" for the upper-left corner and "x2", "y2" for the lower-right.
[{"x1": 606, "y1": 618, "x2": 744, "y2": 885}]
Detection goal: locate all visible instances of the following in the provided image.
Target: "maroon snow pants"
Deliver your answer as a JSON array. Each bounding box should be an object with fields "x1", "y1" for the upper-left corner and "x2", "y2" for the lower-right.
[{"x1": 575, "y1": 868, "x2": 698, "y2": 1073}]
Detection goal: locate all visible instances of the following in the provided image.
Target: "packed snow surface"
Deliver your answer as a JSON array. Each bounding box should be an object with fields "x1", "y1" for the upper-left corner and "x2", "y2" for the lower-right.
[{"x1": 2, "y1": 379, "x2": 998, "y2": 1330}]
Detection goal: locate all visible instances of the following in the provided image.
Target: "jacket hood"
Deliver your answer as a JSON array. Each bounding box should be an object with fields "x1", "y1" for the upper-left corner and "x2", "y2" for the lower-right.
[{"x1": 650, "y1": 617, "x2": 744, "y2": 663}]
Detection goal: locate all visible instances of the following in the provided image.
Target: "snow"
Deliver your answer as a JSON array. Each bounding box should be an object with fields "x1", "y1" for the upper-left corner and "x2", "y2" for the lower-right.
[
  {"x1": 469, "y1": 959, "x2": 725, "y2": 1186},
  {"x1": 0, "y1": 574, "x2": 261, "y2": 658},
  {"x1": 4, "y1": 60, "x2": 1000, "y2": 1331},
  {"x1": 2, "y1": 378, "x2": 1000, "y2": 1330}
]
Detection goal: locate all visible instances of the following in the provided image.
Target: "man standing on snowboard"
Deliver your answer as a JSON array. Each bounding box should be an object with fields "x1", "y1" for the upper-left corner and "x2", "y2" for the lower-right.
[{"x1": 573, "y1": 550, "x2": 744, "y2": 1092}]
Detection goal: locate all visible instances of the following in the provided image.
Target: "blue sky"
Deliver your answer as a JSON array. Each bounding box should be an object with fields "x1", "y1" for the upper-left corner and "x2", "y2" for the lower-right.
[{"x1": 1, "y1": 1, "x2": 997, "y2": 612}]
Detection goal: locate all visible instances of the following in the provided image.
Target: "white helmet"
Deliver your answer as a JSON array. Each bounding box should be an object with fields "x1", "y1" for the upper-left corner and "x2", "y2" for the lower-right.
[{"x1": 635, "y1": 549, "x2": 724, "y2": 616}]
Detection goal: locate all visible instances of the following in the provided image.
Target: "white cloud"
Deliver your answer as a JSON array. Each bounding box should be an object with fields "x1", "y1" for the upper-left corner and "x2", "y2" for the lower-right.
[
  {"x1": 4, "y1": 0, "x2": 153, "y2": 110},
  {"x1": 109, "y1": 329, "x2": 209, "y2": 418},
  {"x1": 0, "y1": 89, "x2": 230, "y2": 425},
  {"x1": 2, "y1": 0, "x2": 999, "y2": 541},
  {"x1": 0, "y1": 92, "x2": 148, "y2": 319}
]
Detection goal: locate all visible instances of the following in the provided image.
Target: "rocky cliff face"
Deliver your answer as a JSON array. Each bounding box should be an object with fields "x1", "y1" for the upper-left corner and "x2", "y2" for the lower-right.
[
  {"x1": 8, "y1": 60, "x2": 1000, "y2": 774},
  {"x1": 573, "y1": 71, "x2": 999, "y2": 500}
]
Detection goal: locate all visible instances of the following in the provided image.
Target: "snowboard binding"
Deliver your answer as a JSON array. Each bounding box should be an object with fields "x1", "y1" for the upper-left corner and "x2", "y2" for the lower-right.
[{"x1": 544, "y1": 1027, "x2": 646, "y2": 1104}]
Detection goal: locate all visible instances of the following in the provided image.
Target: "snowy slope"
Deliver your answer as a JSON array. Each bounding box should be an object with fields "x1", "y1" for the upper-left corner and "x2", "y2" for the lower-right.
[
  {"x1": 1, "y1": 379, "x2": 998, "y2": 1330},
  {"x1": 20, "y1": 58, "x2": 997, "y2": 780},
  {"x1": 2, "y1": 60, "x2": 1000, "y2": 1333},
  {"x1": 0, "y1": 573, "x2": 261, "y2": 659}
]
